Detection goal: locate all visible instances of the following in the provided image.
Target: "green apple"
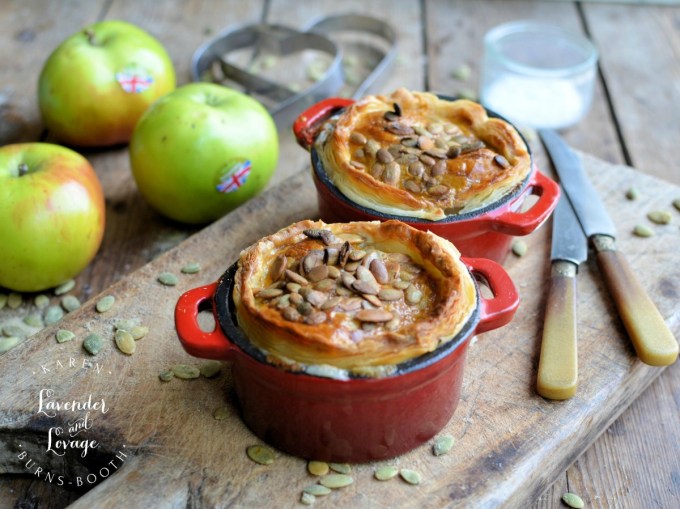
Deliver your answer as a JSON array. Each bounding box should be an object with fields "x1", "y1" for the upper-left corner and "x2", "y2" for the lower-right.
[
  {"x1": 129, "y1": 82, "x2": 279, "y2": 224},
  {"x1": 38, "y1": 20, "x2": 175, "y2": 147},
  {"x1": 0, "y1": 143, "x2": 106, "y2": 292}
]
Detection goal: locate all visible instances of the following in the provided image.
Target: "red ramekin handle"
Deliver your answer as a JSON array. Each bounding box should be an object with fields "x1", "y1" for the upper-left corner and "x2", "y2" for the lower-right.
[
  {"x1": 175, "y1": 282, "x2": 236, "y2": 360},
  {"x1": 463, "y1": 257, "x2": 520, "y2": 334},
  {"x1": 488, "y1": 168, "x2": 561, "y2": 235},
  {"x1": 293, "y1": 97, "x2": 355, "y2": 150}
]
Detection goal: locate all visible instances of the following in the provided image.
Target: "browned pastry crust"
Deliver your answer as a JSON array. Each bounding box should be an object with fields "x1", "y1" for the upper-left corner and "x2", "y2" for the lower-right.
[
  {"x1": 314, "y1": 88, "x2": 531, "y2": 220},
  {"x1": 233, "y1": 220, "x2": 477, "y2": 376}
]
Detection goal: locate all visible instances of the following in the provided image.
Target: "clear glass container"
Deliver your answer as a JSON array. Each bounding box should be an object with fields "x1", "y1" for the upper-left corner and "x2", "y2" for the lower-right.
[{"x1": 480, "y1": 21, "x2": 598, "y2": 130}]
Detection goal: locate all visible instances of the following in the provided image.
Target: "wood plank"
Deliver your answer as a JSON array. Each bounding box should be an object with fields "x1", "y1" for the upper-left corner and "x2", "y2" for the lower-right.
[{"x1": 0, "y1": 153, "x2": 677, "y2": 508}]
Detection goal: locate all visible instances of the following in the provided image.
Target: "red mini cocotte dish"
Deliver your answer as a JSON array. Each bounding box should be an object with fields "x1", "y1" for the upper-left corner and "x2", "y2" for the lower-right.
[
  {"x1": 175, "y1": 237, "x2": 519, "y2": 463},
  {"x1": 293, "y1": 95, "x2": 560, "y2": 263}
]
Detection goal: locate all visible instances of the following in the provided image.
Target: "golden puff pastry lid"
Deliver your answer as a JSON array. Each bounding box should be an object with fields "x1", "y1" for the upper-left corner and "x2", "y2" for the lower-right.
[
  {"x1": 314, "y1": 88, "x2": 532, "y2": 220},
  {"x1": 233, "y1": 219, "x2": 477, "y2": 377}
]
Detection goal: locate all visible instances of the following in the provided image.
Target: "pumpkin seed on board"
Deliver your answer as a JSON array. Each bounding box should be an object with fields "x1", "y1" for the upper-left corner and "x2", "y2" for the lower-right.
[
  {"x1": 561, "y1": 492, "x2": 585, "y2": 509},
  {"x1": 34, "y1": 294, "x2": 50, "y2": 309},
  {"x1": 300, "y1": 493, "x2": 315, "y2": 506},
  {"x1": 329, "y1": 463, "x2": 351, "y2": 474},
  {"x1": 171, "y1": 364, "x2": 200, "y2": 379},
  {"x1": 399, "y1": 469, "x2": 421, "y2": 485},
  {"x1": 61, "y1": 295, "x2": 81, "y2": 313},
  {"x1": 647, "y1": 210, "x2": 672, "y2": 225},
  {"x1": 308, "y1": 461, "x2": 330, "y2": 476},
  {"x1": 246, "y1": 445, "x2": 275, "y2": 465},
  {"x1": 213, "y1": 407, "x2": 229, "y2": 421},
  {"x1": 374, "y1": 466, "x2": 399, "y2": 481},
  {"x1": 44, "y1": 306, "x2": 64, "y2": 325},
  {"x1": 0, "y1": 336, "x2": 22, "y2": 354},
  {"x1": 23, "y1": 314, "x2": 43, "y2": 328},
  {"x1": 130, "y1": 326, "x2": 149, "y2": 340},
  {"x1": 158, "y1": 370, "x2": 174, "y2": 382},
  {"x1": 8, "y1": 293, "x2": 22, "y2": 309},
  {"x1": 54, "y1": 279, "x2": 76, "y2": 296},
  {"x1": 55, "y1": 329, "x2": 76, "y2": 343},
  {"x1": 181, "y1": 262, "x2": 201, "y2": 274},
  {"x1": 96, "y1": 295, "x2": 116, "y2": 313},
  {"x1": 625, "y1": 187, "x2": 639, "y2": 200},
  {"x1": 319, "y1": 474, "x2": 354, "y2": 489},
  {"x1": 3, "y1": 325, "x2": 25, "y2": 338},
  {"x1": 303, "y1": 485, "x2": 331, "y2": 498},
  {"x1": 114, "y1": 319, "x2": 137, "y2": 331},
  {"x1": 433, "y1": 435, "x2": 455, "y2": 456},
  {"x1": 199, "y1": 360, "x2": 222, "y2": 378},
  {"x1": 82, "y1": 333, "x2": 103, "y2": 355},
  {"x1": 158, "y1": 272, "x2": 179, "y2": 286},
  {"x1": 633, "y1": 224, "x2": 654, "y2": 237},
  {"x1": 673, "y1": 198, "x2": 680, "y2": 212},
  {"x1": 512, "y1": 240, "x2": 528, "y2": 257},
  {"x1": 114, "y1": 330, "x2": 136, "y2": 355}
]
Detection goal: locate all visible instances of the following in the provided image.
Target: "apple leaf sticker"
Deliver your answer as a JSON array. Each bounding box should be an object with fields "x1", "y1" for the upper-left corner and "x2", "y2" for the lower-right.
[
  {"x1": 216, "y1": 160, "x2": 252, "y2": 193},
  {"x1": 116, "y1": 65, "x2": 154, "y2": 94}
]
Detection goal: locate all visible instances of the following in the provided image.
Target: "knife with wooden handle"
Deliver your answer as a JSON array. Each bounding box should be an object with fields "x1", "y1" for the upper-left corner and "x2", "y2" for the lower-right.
[{"x1": 539, "y1": 129, "x2": 679, "y2": 366}]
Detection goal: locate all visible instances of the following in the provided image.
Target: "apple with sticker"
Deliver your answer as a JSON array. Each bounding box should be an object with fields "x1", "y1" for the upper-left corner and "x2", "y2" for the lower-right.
[{"x1": 38, "y1": 20, "x2": 176, "y2": 147}]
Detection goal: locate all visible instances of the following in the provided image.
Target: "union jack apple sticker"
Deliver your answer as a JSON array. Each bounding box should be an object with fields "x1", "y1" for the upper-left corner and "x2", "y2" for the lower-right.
[
  {"x1": 115, "y1": 65, "x2": 154, "y2": 94},
  {"x1": 216, "y1": 159, "x2": 252, "y2": 193}
]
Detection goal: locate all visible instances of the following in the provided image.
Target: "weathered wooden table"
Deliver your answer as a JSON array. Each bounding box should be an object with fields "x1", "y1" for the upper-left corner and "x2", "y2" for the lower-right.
[{"x1": 1, "y1": 1, "x2": 678, "y2": 507}]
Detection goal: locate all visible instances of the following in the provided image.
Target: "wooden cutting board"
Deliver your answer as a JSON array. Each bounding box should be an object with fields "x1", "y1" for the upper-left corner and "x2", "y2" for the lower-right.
[{"x1": 1, "y1": 152, "x2": 678, "y2": 508}]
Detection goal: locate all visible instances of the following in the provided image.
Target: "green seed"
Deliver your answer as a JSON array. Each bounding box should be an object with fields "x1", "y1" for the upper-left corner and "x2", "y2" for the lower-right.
[
  {"x1": 300, "y1": 492, "x2": 315, "y2": 506},
  {"x1": 130, "y1": 326, "x2": 149, "y2": 341},
  {"x1": 213, "y1": 407, "x2": 229, "y2": 421},
  {"x1": 34, "y1": 294, "x2": 50, "y2": 309},
  {"x1": 433, "y1": 435, "x2": 455, "y2": 456},
  {"x1": 159, "y1": 370, "x2": 174, "y2": 382},
  {"x1": 457, "y1": 88, "x2": 477, "y2": 101},
  {"x1": 61, "y1": 295, "x2": 81, "y2": 313},
  {"x1": 55, "y1": 329, "x2": 76, "y2": 343},
  {"x1": 114, "y1": 330, "x2": 136, "y2": 355},
  {"x1": 374, "y1": 466, "x2": 399, "y2": 481},
  {"x1": 158, "y1": 272, "x2": 178, "y2": 286},
  {"x1": 512, "y1": 240, "x2": 528, "y2": 257},
  {"x1": 246, "y1": 445, "x2": 275, "y2": 465},
  {"x1": 0, "y1": 336, "x2": 22, "y2": 354},
  {"x1": 303, "y1": 484, "x2": 331, "y2": 496},
  {"x1": 399, "y1": 469, "x2": 421, "y2": 485},
  {"x1": 181, "y1": 262, "x2": 201, "y2": 274},
  {"x1": 647, "y1": 210, "x2": 672, "y2": 225},
  {"x1": 319, "y1": 474, "x2": 354, "y2": 489},
  {"x1": 633, "y1": 224, "x2": 654, "y2": 237},
  {"x1": 171, "y1": 364, "x2": 200, "y2": 379},
  {"x1": 561, "y1": 492, "x2": 584, "y2": 509},
  {"x1": 308, "y1": 461, "x2": 330, "y2": 476},
  {"x1": 329, "y1": 463, "x2": 351, "y2": 474},
  {"x1": 83, "y1": 333, "x2": 103, "y2": 355},
  {"x1": 114, "y1": 319, "x2": 136, "y2": 331},
  {"x1": 96, "y1": 295, "x2": 116, "y2": 313},
  {"x1": 23, "y1": 314, "x2": 43, "y2": 328},
  {"x1": 672, "y1": 198, "x2": 680, "y2": 212},
  {"x1": 625, "y1": 187, "x2": 639, "y2": 200},
  {"x1": 54, "y1": 279, "x2": 75, "y2": 295},
  {"x1": 451, "y1": 64, "x2": 471, "y2": 81},
  {"x1": 8, "y1": 293, "x2": 22, "y2": 309},
  {"x1": 0, "y1": 294, "x2": 7, "y2": 310},
  {"x1": 44, "y1": 305, "x2": 64, "y2": 325},
  {"x1": 3, "y1": 325, "x2": 25, "y2": 338},
  {"x1": 199, "y1": 360, "x2": 222, "y2": 378}
]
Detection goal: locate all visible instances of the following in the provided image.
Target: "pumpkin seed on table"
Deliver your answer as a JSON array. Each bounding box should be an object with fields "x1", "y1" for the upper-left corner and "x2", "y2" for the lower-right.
[
  {"x1": 512, "y1": 240, "x2": 528, "y2": 257},
  {"x1": 95, "y1": 295, "x2": 116, "y2": 313},
  {"x1": 329, "y1": 463, "x2": 351, "y2": 474},
  {"x1": 0, "y1": 336, "x2": 22, "y2": 354},
  {"x1": 303, "y1": 484, "x2": 331, "y2": 496},
  {"x1": 399, "y1": 468, "x2": 421, "y2": 485},
  {"x1": 199, "y1": 360, "x2": 222, "y2": 378},
  {"x1": 300, "y1": 493, "x2": 315, "y2": 506},
  {"x1": 82, "y1": 333, "x2": 104, "y2": 355},
  {"x1": 433, "y1": 434, "x2": 455, "y2": 456},
  {"x1": 625, "y1": 187, "x2": 639, "y2": 200},
  {"x1": 44, "y1": 306, "x2": 64, "y2": 325},
  {"x1": 561, "y1": 492, "x2": 585, "y2": 509},
  {"x1": 212, "y1": 407, "x2": 229, "y2": 421},
  {"x1": 158, "y1": 370, "x2": 174, "y2": 382},
  {"x1": 246, "y1": 445, "x2": 275, "y2": 465},
  {"x1": 54, "y1": 279, "x2": 76, "y2": 296},
  {"x1": 3, "y1": 325, "x2": 25, "y2": 338},
  {"x1": 647, "y1": 210, "x2": 672, "y2": 225},
  {"x1": 158, "y1": 272, "x2": 179, "y2": 286},
  {"x1": 61, "y1": 295, "x2": 81, "y2": 313},
  {"x1": 130, "y1": 325, "x2": 149, "y2": 340},
  {"x1": 171, "y1": 364, "x2": 200, "y2": 379},
  {"x1": 34, "y1": 294, "x2": 50, "y2": 309},
  {"x1": 114, "y1": 329, "x2": 136, "y2": 355},
  {"x1": 181, "y1": 262, "x2": 201, "y2": 274},
  {"x1": 55, "y1": 329, "x2": 75, "y2": 343},
  {"x1": 374, "y1": 466, "x2": 399, "y2": 481},
  {"x1": 451, "y1": 64, "x2": 471, "y2": 81},
  {"x1": 23, "y1": 314, "x2": 43, "y2": 328},
  {"x1": 319, "y1": 474, "x2": 354, "y2": 489},
  {"x1": 8, "y1": 293, "x2": 22, "y2": 309},
  {"x1": 633, "y1": 224, "x2": 654, "y2": 237},
  {"x1": 673, "y1": 198, "x2": 680, "y2": 212},
  {"x1": 114, "y1": 318, "x2": 137, "y2": 331},
  {"x1": 308, "y1": 460, "x2": 330, "y2": 476}
]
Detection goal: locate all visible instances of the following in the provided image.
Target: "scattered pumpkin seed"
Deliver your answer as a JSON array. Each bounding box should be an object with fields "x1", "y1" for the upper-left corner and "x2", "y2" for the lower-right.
[
  {"x1": 374, "y1": 466, "x2": 399, "y2": 481},
  {"x1": 319, "y1": 474, "x2": 354, "y2": 489},
  {"x1": 451, "y1": 64, "x2": 471, "y2": 81},
  {"x1": 561, "y1": 492, "x2": 585, "y2": 509},
  {"x1": 158, "y1": 370, "x2": 174, "y2": 382},
  {"x1": 171, "y1": 364, "x2": 200, "y2": 379},
  {"x1": 34, "y1": 294, "x2": 50, "y2": 309},
  {"x1": 303, "y1": 484, "x2": 331, "y2": 496},
  {"x1": 647, "y1": 210, "x2": 672, "y2": 225},
  {"x1": 0, "y1": 336, "x2": 21, "y2": 354},
  {"x1": 3, "y1": 325, "x2": 25, "y2": 338},
  {"x1": 300, "y1": 492, "x2": 315, "y2": 506},
  {"x1": 55, "y1": 329, "x2": 75, "y2": 343},
  {"x1": 8, "y1": 293, "x2": 22, "y2": 309},
  {"x1": 114, "y1": 318, "x2": 136, "y2": 331},
  {"x1": 114, "y1": 329, "x2": 136, "y2": 355},
  {"x1": 672, "y1": 198, "x2": 680, "y2": 212},
  {"x1": 54, "y1": 279, "x2": 75, "y2": 296},
  {"x1": 457, "y1": 88, "x2": 477, "y2": 101},
  {"x1": 130, "y1": 325, "x2": 149, "y2": 340},
  {"x1": 199, "y1": 360, "x2": 222, "y2": 378},
  {"x1": 399, "y1": 468, "x2": 421, "y2": 485},
  {"x1": 433, "y1": 435, "x2": 455, "y2": 456},
  {"x1": 82, "y1": 333, "x2": 103, "y2": 355},
  {"x1": 23, "y1": 314, "x2": 43, "y2": 328},
  {"x1": 246, "y1": 445, "x2": 275, "y2": 465},
  {"x1": 633, "y1": 224, "x2": 654, "y2": 237},
  {"x1": 308, "y1": 461, "x2": 330, "y2": 476},
  {"x1": 213, "y1": 407, "x2": 229, "y2": 420},
  {"x1": 96, "y1": 295, "x2": 116, "y2": 313},
  {"x1": 61, "y1": 295, "x2": 81, "y2": 313},
  {"x1": 625, "y1": 187, "x2": 639, "y2": 200},
  {"x1": 44, "y1": 305, "x2": 64, "y2": 325},
  {"x1": 0, "y1": 294, "x2": 6, "y2": 310},
  {"x1": 329, "y1": 463, "x2": 351, "y2": 474},
  {"x1": 158, "y1": 272, "x2": 179, "y2": 286},
  {"x1": 512, "y1": 240, "x2": 528, "y2": 257},
  {"x1": 181, "y1": 262, "x2": 201, "y2": 274}
]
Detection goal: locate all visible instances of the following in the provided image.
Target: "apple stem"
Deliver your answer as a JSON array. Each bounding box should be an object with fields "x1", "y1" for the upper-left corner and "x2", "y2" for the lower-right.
[
  {"x1": 84, "y1": 28, "x2": 96, "y2": 45},
  {"x1": 18, "y1": 163, "x2": 29, "y2": 177}
]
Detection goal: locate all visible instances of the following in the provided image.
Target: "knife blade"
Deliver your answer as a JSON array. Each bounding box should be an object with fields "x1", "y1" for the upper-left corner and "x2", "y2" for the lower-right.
[
  {"x1": 537, "y1": 193, "x2": 587, "y2": 399},
  {"x1": 539, "y1": 129, "x2": 679, "y2": 366}
]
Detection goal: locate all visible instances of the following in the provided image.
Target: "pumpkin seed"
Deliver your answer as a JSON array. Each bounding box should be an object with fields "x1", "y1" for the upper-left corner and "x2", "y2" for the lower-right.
[
  {"x1": 355, "y1": 309, "x2": 393, "y2": 322},
  {"x1": 181, "y1": 262, "x2": 202, "y2": 274},
  {"x1": 433, "y1": 435, "x2": 455, "y2": 456},
  {"x1": 44, "y1": 305, "x2": 64, "y2": 325},
  {"x1": 383, "y1": 162, "x2": 401, "y2": 185},
  {"x1": 512, "y1": 240, "x2": 528, "y2": 257},
  {"x1": 393, "y1": 280, "x2": 410, "y2": 290},
  {"x1": 246, "y1": 445, "x2": 275, "y2": 465},
  {"x1": 405, "y1": 285, "x2": 423, "y2": 305},
  {"x1": 23, "y1": 314, "x2": 43, "y2": 328},
  {"x1": 561, "y1": 492, "x2": 585, "y2": 509},
  {"x1": 352, "y1": 280, "x2": 379, "y2": 296},
  {"x1": 114, "y1": 330, "x2": 136, "y2": 355},
  {"x1": 386, "y1": 317, "x2": 401, "y2": 331},
  {"x1": 428, "y1": 184, "x2": 449, "y2": 196},
  {"x1": 399, "y1": 468, "x2": 421, "y2": 485},
  {"x1": 376, "y1": 148, "x2": 393, "y2": 163},
  {"x1": 350, "y1": 132, "x2": 367, "y2": 145},
  {"x1": 303, "y1": 484, "x2": 331, "y2": 496},
  {"x1": 0, "y1": 336, "x2": 21, "y2": 354},
  {"x1": 3, "y1": 325, "x2": 25, "y2": 338},
  {"x1": 374, "y1": 466, "x2": 399, "y2": 481},
  {"x1": 0, "y1": 294, "x2": 6, "y2": 310},
  {"x1": 55, "y1": 329, "x2": 75, "y2": 343},
  {"x1": 369, "y1": 259, "x2": 389, "y2": 284},
  {"x1": 365, "y1": 139, "x2": 380, "y2": 156},
  {"x1": 158, "y1": 272, "x2": 178, "y2": 286},
  {"x1": 418, "y1": 135, "x2": 434, "y2": 151},
  {"x1": 198, "y1": 360, "x2": 222, "y2": 379},
  {"x1": 300, "y1": 493, "x2": 315, "y2": 506},
  {"x1": 269, "y1": 255, "x2": 287, "y2": 281},
  {"x1": 451, "y1": 64, "x2": 471, "y2": 81},
  {"x1": 319, "y1": 474, "x2": 354, "y2": 489},
  {"x1": 8, "y1": 293, "x2": 22, "y2": 309},
  {"x1": 386, "y1": 121, "x2": 414, "y2": 136},
  {"x1": 370, "y1": 162, "x2": 385, "y2": 179},
  {"x1": 633, "y1": 224, "x2": 654, "y2": 237},
  {"x1": 404, "y1": 179, "x2": 421, "y2": 193},
  {"x1": 172, "y1": 364, "x2": 200, "y2": 379},
  {"x1": 114, "y1": 318, "x2": 137, "y2": 331},
  {"x1": 329, "y1": 463, "x2": 351, "y2": 474},
  {"x1": 625, "y1": 187, "x2": 639, "y2": 200},
  {"x1": 285, "y1": 269, "x2": 309, "y2": 286},
  {"x1": 213, "y1": 407, "x2": 229, "y2": 421},
  {"x1": 282, "y1": 307, "x2": 301, "y2": 322},
  {"x1": 378, "y1": 288, "x2": 403, "y2": 301},
  {"x1": 314, "y1": 279, "x2": 335, "y2": 292},
  {"x1": 408, "y1": 161, "x2": 425, "y2": 178},
  {"x1": 306, "y1": 265, "x2": 329, "y2": 283},
  {"x1": 447, "y1": 146, "x2": 461, "y2": 158},
  {"x1": 286, "y1": 282, "x2": 301, "y2": 293},
  {"x1": 307, "y1": 461, "x2": 330, "y2": 476},
  {"x1": 159, "y1": 370, "x2": 174, "y2": 382},
  {"x1": 420, "y1": 154, "x2": 436, "y2": 166},
  {"x1": 61, "y1": 295, "x2": 81, "y2": 313},
  {"x1": 289, "y1": 293, "x2": 303, "y2": 306},
  {"x1": 34, "y1": 294, "x2": 50, "y2": 309},
  {"x1": 673, "y1": 198, "x2": 680, "y2": 211},
  {"x1": 432, "y1": 159, "x2": 447, "y2": 176},
  {"x1": 130, "y1": 326, "x2": 149, "y2": 340},
  {"x1": 95, "y1": 295, "x2": 116, "y2": 313},
  {"x1": 82, "y1": 333, "x2": 103, "y2": 355},
  {"x1": 460, "y1": 141, "x2": 485, "y2": 153},
  {"x1": 647, "y1": 210, "x2": 672, "y2": 224},
  {"x1": 457, "y1": 88, "x2": 477, "y2": 101},
  {"x1": 257, "y1": 288, "x2": 284, "y2": 299},
  {"x1": 54, "y1": 279, "x2": 75, "y2": 296},
  {"x1": 305, "y1": 311, "x2": 327, "y2": 325}
]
